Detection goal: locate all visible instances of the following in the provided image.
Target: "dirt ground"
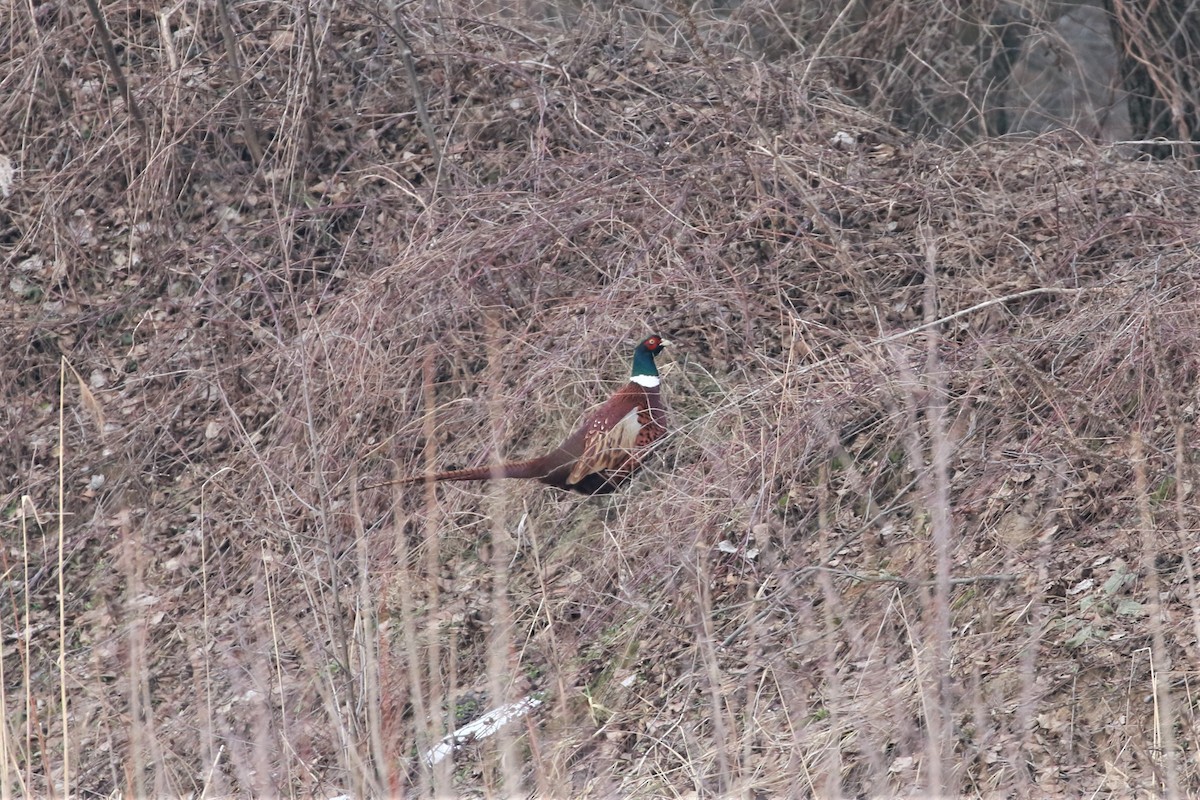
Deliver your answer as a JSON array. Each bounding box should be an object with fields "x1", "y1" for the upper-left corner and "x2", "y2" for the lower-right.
[{"x1": 5, "y1": 1, "x2": 1200, "y2": 797}]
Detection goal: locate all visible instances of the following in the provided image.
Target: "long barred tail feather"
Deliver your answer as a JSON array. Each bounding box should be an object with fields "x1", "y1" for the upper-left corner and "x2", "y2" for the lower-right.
[{"x1": 395, "y1": 456, "x2": 551, "y2": 486}]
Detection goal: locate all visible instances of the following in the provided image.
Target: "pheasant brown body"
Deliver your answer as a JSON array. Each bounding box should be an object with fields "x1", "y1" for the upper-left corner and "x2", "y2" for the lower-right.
[{"x1": 399, "y1": 336, "x2": 669, "y2": 495}]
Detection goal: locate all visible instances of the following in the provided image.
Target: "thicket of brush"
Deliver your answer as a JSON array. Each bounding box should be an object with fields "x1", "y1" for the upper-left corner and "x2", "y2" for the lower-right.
[{"x1": 5, "y1": 0, "x2": 1200, "y2": 795}]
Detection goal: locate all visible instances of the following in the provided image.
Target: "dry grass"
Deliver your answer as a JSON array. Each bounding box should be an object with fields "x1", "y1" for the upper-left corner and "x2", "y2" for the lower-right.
[{"x1": 4, "y1": 0, "x2": 1200, "y2": 796}]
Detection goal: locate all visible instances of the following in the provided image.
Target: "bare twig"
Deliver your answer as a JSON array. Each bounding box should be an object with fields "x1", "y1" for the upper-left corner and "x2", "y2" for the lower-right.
[
  {"x1": 215, "y1": 0, "x2": 264, "y2": 164},
  {"x1": 81, "y1": 0, "x2": 146, "y2": 135}
]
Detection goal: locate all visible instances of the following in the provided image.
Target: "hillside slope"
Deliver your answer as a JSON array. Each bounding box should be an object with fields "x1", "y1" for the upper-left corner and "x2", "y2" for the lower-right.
[{"x1": 4, "y1": 4, "x2": 1200, "y2": 796}]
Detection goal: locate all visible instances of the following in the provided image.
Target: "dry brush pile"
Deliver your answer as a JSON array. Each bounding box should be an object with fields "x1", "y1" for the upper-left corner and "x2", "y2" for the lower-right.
[{"x1": 4, "y1": 0, "x2": 1200, "y2": 796}]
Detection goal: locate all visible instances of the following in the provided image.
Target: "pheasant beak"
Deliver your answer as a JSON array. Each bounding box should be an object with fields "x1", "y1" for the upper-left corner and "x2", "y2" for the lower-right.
[{"x1": 659, "y1": 338, "x2": 672, "y2": 349}]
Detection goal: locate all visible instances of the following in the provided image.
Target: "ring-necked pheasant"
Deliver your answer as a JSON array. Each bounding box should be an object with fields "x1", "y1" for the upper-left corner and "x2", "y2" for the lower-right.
[{"x1": 397, "y1": 335, "x2": 670, "y2": 495}]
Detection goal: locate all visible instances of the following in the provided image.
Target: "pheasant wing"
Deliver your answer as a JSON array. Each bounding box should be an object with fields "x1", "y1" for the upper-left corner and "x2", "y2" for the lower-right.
[{"x1": 566, "y1": 406, "x2": 643, "y2": 486}]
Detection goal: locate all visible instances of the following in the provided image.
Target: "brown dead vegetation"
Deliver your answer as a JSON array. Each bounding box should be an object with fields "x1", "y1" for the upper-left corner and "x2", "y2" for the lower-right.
[{"x1": 4, "y1": 0, "x2": 1200, "y2": 796}]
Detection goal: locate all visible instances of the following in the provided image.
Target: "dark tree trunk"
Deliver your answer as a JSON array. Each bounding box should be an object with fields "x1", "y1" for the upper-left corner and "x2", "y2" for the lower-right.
[
  {"x1": 979, "y1": 4, "x2": 1032, "y2": 136},
  {"x1": 1105, "y1": 0, "x2": 1200, "y2": 159}
]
